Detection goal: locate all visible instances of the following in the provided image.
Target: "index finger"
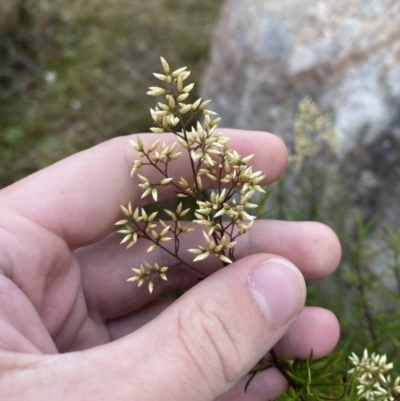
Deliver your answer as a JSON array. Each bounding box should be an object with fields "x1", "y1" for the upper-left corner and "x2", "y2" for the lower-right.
[{"x1": 0, "y1": 129, "x2": 287, "y2": 247}]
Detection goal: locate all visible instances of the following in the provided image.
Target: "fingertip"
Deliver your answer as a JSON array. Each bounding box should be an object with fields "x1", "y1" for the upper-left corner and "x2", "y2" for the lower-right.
[
  {"x1": 250, "y1": 131, "x2": 288, "y2": 183},
  {"x1": 239, "y1": 221, "x2": 341, "y2": 280},
  {"x1": 309, "y1": 222, "x2": 342, "y2": 279},
  {"x1": 266, "y1": 133, "x2": 289, "y2": 182},
  {"x1": 283, "y1": 221, "x2": 341, "y2": 279},
  {"x1": 218, "y1": 367, "x2": 288, "y2": 401},
  {"x1": 304, "y1": 308, "x2": 340, "y2": 357},
  {"x1": 317, "y1": 308, "x2": 341, "y2": 349},
  {"x1": 274, "y1": 306, "x2": 340, "y2": 360}
]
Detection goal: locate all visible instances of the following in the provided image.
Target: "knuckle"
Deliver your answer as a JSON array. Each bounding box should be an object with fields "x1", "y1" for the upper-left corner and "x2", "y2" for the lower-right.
[{"x1": 177, "y1": 300, "x2": 245, "y2": 387}]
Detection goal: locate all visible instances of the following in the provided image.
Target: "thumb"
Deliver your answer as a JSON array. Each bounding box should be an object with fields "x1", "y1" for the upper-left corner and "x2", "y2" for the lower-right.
[{"x1": 89, "y1": 254, "x2": 306, "y2": 401}]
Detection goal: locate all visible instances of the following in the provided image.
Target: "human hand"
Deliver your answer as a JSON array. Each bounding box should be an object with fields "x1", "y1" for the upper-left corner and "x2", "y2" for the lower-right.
[{"x1": 0, "y1": 130, "x2": 340, "y2": 401}]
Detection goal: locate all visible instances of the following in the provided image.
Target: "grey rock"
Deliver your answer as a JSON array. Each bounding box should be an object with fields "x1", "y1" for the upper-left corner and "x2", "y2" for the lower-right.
[
  {"x1": 202, "y1": 0, "x2": 400, "y2": 153},
  {"x1": 202, "y1": 0, "x2": 400, "y2": 228}
]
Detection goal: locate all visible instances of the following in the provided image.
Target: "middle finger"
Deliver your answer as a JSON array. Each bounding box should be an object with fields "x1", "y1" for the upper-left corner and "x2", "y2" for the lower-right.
[{"x1": 76, "y1": 220, "x2": 341, "y2": 320}]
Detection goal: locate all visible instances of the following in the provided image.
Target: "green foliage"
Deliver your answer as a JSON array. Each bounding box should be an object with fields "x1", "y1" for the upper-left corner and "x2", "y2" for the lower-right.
[
  {"x1": 279, "y1": 351, "x2": 348, "y2": 401},
  {"x1": 1, "y1": 126, "x2": 25, "y2": 145}
]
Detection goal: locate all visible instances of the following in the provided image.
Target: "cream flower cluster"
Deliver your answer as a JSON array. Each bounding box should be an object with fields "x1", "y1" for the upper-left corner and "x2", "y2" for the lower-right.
[
  {"x1": 349, "y1": 349, "x2": 400, "y2": 401},
  {"x1": 115, "y1": 57, "x2": 265, "y2": 292}
]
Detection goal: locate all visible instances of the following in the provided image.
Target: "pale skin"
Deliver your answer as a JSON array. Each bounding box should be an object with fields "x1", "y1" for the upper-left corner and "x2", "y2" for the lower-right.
[{"x1": 0, "y1": 129, "x2": 341, "y2": 401}]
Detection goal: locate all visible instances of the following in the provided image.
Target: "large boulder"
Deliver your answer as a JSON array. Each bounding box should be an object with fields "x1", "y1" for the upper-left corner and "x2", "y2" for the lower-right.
[{"x1": 201, "y1": 0, "x2": 400, "y2": 227}]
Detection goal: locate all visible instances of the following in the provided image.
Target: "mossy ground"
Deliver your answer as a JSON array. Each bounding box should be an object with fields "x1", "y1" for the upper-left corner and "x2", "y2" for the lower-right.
[{"x1": 0, "y1": 0, "x2": 224, "y2": 187}]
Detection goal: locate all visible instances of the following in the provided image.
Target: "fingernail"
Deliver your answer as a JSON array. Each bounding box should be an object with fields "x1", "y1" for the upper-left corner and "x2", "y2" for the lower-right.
[{"x1": 248, "y1": 258, "x2": 305, "y2": 330}]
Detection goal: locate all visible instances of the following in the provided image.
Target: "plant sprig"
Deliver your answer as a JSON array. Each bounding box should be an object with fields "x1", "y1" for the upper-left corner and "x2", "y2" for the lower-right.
[{"x1": 115, "y1": 57, "x2": 265, "y2": 293}]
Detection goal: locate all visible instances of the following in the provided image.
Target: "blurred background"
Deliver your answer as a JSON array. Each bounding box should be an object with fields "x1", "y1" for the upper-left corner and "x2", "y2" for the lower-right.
[{"x1": 0, "y1": 0, "x2": 224, "y2": 188}]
